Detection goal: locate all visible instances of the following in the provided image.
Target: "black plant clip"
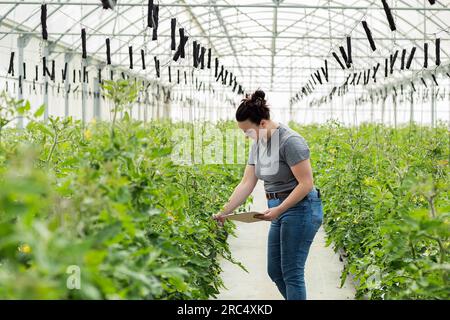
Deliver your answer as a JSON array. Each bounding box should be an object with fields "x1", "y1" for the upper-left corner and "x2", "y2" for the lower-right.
[{"x1": 41, "y1": 4, "x2": 48, "y2": 40}]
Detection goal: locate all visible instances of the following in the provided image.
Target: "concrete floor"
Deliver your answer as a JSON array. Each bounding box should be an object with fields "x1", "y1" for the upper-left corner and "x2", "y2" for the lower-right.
[{"x1": 216, "y1": 181, "x2": 355, "y2": 300}]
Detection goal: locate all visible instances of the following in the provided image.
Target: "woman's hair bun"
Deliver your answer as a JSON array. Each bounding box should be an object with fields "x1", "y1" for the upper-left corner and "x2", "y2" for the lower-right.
[{"x1": 251, "y1": 90, "x2": 265, "y2": 102}]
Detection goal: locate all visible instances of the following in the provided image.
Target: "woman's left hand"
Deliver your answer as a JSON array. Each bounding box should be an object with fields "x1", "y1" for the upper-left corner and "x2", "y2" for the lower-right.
[{"x1": 254, "y1": 206, "x2": 283, "y2": 221}]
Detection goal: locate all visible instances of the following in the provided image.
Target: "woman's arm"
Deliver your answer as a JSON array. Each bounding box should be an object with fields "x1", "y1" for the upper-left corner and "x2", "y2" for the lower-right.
[
  {"x1": 257, "y1": 159, "x2": 314, "y2": 221},
  {"x1": 213, "y1": 165, "x2": 258, "y2": 225}
]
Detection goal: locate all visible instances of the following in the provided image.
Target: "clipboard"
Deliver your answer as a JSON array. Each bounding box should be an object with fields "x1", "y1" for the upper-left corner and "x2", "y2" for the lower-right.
[{"x1": 223, "y1": 211, "x2": 264, "y2": 223}]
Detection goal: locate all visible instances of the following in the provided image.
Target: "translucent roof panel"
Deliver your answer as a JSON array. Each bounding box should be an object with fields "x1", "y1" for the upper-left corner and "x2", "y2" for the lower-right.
[{"x1": 1, "y1": 0, "x2": 449, "y2": 94}]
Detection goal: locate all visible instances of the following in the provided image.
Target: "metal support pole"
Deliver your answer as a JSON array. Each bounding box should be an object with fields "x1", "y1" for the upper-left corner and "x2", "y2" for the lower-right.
[
  {"x1": 64, "y1": 52, "x2": 74, "y2": 119},
  {"x1": 43, "y1": 45, "x2": 49, "y2": 122},
  {"x1": 431, "y1": 83, "x2": 436, "y2": 128},
  {"x1": 81, "y1": 59, "x2": 87, "y2": 124},
  {"x1": 17, "y1": 34, "x2": 31, "y2": 128},
  {"x1": 393, "y1": 94, "x2": 398, "y2": 129}
]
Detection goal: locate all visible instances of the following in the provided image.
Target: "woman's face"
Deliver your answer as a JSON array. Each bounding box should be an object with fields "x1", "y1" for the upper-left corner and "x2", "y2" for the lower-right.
[{"x1": 237, "y1": 119, "x2": 267, "y2": 140}]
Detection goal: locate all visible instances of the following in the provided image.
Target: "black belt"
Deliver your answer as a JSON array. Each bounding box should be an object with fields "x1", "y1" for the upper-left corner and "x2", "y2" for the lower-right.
[{"x1": 265, "y1": 188, "x2": 321, "y2": 200}]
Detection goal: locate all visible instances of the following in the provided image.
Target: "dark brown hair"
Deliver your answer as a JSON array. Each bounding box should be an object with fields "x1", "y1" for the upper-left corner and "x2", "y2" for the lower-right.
[{"x1": 235, "y1": 89, "x2": 270, "y2": 124}]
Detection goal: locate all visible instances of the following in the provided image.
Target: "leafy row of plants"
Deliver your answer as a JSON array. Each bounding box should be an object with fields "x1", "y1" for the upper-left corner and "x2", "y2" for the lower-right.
[
  {"x1": 291, "y1": 121, "x2": 449, "y2": 299},
  {"x1": 0, "y1": 83, "x2": 249, "y2": 299}
]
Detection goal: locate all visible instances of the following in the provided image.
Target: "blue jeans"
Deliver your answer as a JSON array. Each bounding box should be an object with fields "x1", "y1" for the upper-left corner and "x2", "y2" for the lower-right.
[{"x1": 267, "y1": 188, "x2": 323, "y2": 300}]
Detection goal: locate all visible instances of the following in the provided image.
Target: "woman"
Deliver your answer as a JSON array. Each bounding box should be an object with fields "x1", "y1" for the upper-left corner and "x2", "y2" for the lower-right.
[{"x1": 213, "y1": 89, "x2": 323, "y2": 300}]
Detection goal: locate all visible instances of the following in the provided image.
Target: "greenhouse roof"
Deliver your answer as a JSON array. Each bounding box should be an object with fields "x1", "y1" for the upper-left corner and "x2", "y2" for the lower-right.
[{"x1": 0, "y1": 0, "x2": 449, "y2": 93}]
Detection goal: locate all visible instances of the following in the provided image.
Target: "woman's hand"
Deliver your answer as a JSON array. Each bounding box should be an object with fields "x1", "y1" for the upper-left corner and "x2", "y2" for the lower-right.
[
  {"x1": 254, "y1": 206, "x2": 283, "y2": 221},
  {"x1": 212, "y1": 212, "x2": 228, "y2": 227}
]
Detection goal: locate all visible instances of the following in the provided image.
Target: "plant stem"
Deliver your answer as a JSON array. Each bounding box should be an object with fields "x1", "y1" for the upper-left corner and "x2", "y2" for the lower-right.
[{"x1": 47, "y1": 134, "x2": 58, "y2": 163}]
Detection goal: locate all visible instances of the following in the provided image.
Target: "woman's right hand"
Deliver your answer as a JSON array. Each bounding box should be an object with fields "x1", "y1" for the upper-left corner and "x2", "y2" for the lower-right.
[{"x1": 212, "y1": 212, "x2": 227, "y2": 227}]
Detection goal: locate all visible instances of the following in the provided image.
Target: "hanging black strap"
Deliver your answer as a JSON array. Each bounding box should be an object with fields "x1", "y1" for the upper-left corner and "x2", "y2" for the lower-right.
[
  {"x1": 171, "y1": 18, "x2": 176, "y2": 50},
  {"x1": 152, "y1": 5, "x2": 159, "y2": 41},
  {"x1": 62, "y1": 62, "x2": 68, "y2": 81},
  {"x1": 173, "y1": 28, "x2": 188, "y2": 61},
  {"x1": 406, "y1": 47, "x2": 416, "y2": 69},
  {"x1": 41, "y1": 4, "x2": 48, "y2": 40},
  {"x1": 98, "y1": 68, "x2": 102, "y2": 83},
  {"x1": 400, "y1": 49, "x2": 406, "y2": 70},
  {"x1": 321, "y1": 60, "x2": 328, "y2": 82},
  {"x1": 147, "y1": 0, "x2": 154, "y2": 28},
  {"x1": 83, "y1": 66, "x2": 88, "y2": 83},
  {"x1": 435, "y1": 38, "x2": 441, "y2": 66},
  {"x1": 81, "y1": 28, "x2": 87, "y2": 59},
  {"x1": 8, "y1": 52, "x2": 14, "y2": 75},
  {"x1": 177, "y1": 69, "x2": 180, "y2": 84},
  {"x1": 346, "y1": 36, "x2": 352, "y2": 65},
  {"x1": 129, "y1": 46, "x2": 133, "y2": 69},
  {"x1": 51, "y1": 60, "x2": 55, "y2": 81},
  {"x1": 154, "y1": 57, "x2": 160, "y2": 78},
  {"x1": 106, "y1": 38, "x2": 111, "y2": 65},
  {"x1": 215, "y1": 58, "x2": 219, "y2": 77},
  {"x1": 141, "y1": 49, "x2": 146, "y2": 70},
  {"x1": 432, "y1": 74, "x2": 439, "y2": 86},
  {"x1": 332, "y1": 52, "x2": 345, "y2": 70},
  {"x1": 390, "y1": 50, "x2": 398, "y2": 74},
  {"x1": 424, "y1": 43, "x2": 429, "y2": 68},
  {"x1": 382, "y1": 0, "x2": 396, "y2": 31},
  {"x1": 168, "y1": 66, "x2": 172, "y2": 83},
  {"x1": 372, "y1": 63, "x2": 380, "y2": 82},
  {"x1": 200, "y1": 47, "x2": 206, "y2": 69},
  {"x1": 207, "y1": 48, "x2": 211, "y2": 69},
  {"x1": 361, "y1": 21, "x2": 376, "y2": 51},
  {"x1": 23, "y1": 62, "x2": 26, "y2": 79},
  {"x1": 314, "y1": 70, "x2": 322, "y2": 85}
]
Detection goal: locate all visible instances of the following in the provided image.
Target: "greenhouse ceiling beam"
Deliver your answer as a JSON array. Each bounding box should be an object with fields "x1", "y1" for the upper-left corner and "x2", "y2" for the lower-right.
[
  {"x1": 270, "y1": 0, "x2": 280, "y2": 91},
  {"x1": 3, "y1": 31, "x2": 449, "y2": 41},
  {"x1": 212, "y1": 1, "x2": 243, "y2": 75},
  {"x1": 177, "y1": 0, "x2": 219, "y2": 58},
  {"x1": 0, "y1": 2, "x2": 448, "y2": 11}
]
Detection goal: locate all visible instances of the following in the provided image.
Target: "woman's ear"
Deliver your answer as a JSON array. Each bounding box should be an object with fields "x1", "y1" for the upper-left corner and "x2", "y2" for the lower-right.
[{"x1": 259, "y1": 119, "x2": 267, "y2": 128}]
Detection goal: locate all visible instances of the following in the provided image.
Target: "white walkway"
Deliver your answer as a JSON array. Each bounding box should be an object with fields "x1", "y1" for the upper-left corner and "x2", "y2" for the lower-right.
[{"x1": 216, "y1": 181, "x2": 355, "y2": 300}]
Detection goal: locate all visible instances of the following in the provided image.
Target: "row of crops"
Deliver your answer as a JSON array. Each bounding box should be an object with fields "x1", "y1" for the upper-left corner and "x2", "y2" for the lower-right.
[
  {"x1": 0, "y1": 80, "x2": 448, "y2": 299},
  {"x1": 291, "y1": 122, "x2": 449, "y2": 299}
]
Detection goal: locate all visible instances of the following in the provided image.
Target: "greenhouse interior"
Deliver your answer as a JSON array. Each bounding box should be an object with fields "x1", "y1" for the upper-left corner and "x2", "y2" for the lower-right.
[{"x1": 0, "y1": 0, "x2": 448, "y2": 303}]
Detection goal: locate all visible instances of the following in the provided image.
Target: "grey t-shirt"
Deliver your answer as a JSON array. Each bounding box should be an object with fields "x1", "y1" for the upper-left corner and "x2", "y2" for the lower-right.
[{"x1": 248, "y1": 123, "x2": 310, "y2": 192}]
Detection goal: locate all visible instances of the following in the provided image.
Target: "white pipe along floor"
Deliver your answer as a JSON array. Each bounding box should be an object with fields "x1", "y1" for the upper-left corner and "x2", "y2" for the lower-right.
[{"x1": 216, "y1": 181, "x2": 355, "y2": 300}]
